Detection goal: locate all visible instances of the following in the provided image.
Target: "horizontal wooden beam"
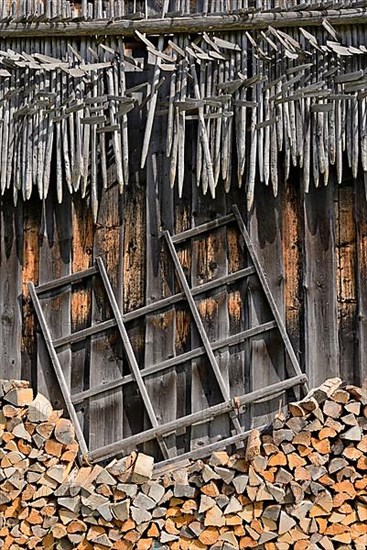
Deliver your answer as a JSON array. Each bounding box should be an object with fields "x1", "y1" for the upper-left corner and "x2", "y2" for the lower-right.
[
  {"x1": 35, "y1": 266, "x2": 98, "y2": 295},
  {"x1": 0, "y1": 8, "x2": 366, "y2": 38}
]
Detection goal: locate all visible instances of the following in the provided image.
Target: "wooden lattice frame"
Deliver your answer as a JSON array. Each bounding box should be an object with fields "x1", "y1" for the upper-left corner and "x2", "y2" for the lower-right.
[{"x1": 29, "y1": 205, "x2": 308, "y2": 466}]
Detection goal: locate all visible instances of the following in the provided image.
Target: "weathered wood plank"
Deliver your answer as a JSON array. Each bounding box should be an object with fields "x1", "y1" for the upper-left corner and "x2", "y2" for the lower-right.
[
  {"x1": 144, "y1": 77, "x2": 176, "y2": 459},
  {"x1": 174, "y1": 157, "x2": 192, "y2": 456},
  {"x1": 335, "y1": 183, "x2": 357, "y2": 383},
  {"x1": 303, "y1": 182, "x2": 339, "y2": 387},
  {"x1": 22, "y1": 198, "x2": 41, "y2": 383},
  {"x1": 122, "y1": 81, "x2": 146, "y2": 444},
  {"x1": 0, "y1": 194, "x2": 22, "y2": 380},
  {"x1": 282, "y1": 181, "x2": 303, "y2": 372},
  {"x1": 247, "y1": 184, "x2": 286, "y2": 425},
  {"x1": 2, "y1": 9, "x2": 367, "y2": 38},
  {"x1": 225, "y1": 186, "x2": 248, "y2": 429},
  {"x1": 190, "y1": 183, "x2": 231, "y2": 450}
]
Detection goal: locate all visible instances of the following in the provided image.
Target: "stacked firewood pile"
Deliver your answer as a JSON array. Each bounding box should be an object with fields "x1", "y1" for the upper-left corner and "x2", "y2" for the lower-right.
[{"x1": 1, "y1": 378, "x2": 367, "y2": 549}]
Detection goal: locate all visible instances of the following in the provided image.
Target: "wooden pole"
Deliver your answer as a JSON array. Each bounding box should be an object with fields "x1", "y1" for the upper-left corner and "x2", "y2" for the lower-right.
[{"x1": 1, "y1": 8, "x2": 367, "y2": 38}]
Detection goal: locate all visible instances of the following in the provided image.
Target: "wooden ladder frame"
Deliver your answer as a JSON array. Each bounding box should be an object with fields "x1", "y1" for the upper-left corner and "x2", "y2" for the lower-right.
[{"x1": 30, "y1": 204, "x2": 308, "y2": 466}]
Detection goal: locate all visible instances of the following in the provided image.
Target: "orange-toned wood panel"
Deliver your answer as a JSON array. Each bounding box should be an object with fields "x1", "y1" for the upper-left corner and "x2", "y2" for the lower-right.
[
  {"x1": 70, "y1": 195, "x2": 94, "y2": 438},
  {"x1": 71, "y1": 195, "x2": 93, "y2": 330},
  {"x1": 282, "y1": 182, "x2": 303, "y2": 368},
  {"x1": 22, "y1": 199, "x2": 41, "y2": 381},
  {"x1": 89, "y1": 186, "x2": 124, "y2": 452},
  {"x1": 121, "y1": 134, "x2": 146, "y2": 444},
  {"x1": 336, "y1": 185, "x2": 357, "y2": 383}
]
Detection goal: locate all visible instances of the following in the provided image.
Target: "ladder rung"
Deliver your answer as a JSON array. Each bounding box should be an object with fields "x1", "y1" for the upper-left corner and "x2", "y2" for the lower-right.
[
  {"x1": 215, "y1": 320, "x2": 277, "y2": 349},
  {"x1": 124, "y1": 265, "x2": 255, "y2": 322},
  {"x1": 171, "y1": 213, "x2": 236, "y2": 244},
  {"x1": 191, "y1": 266, "x2": 255, "y2": 295},
  {"x1": 53, "y1": 319, "x2": 117, "y2": 349},
  {"x1": 71, "y1": 320, "x2": 277, "y2": 404},
  {"x1": 35, "y1": 266, "x2": 99, "y2": 295}
]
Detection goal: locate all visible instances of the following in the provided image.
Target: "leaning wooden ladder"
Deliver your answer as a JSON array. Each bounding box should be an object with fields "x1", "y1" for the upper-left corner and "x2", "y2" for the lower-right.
[{"x1": 29, "y1": 205, "x2": 308, "y2": 466}]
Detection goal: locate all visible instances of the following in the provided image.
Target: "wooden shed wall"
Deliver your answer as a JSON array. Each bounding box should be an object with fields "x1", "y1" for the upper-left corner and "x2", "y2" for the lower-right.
[{"x1": 0, "y1": 166, "x2": 367, "y2": 405}]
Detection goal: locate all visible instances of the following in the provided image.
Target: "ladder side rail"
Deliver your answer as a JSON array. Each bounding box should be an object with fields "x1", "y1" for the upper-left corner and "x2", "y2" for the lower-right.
[
  {"x1": 95, "y1": 258, "x2": 170, "y2": 459},
  {"x1": 28, "y1": 282, "x2": 89, "y2": 458}
]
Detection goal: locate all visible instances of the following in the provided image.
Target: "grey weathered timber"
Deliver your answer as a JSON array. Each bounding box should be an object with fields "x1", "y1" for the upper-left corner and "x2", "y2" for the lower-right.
[
  {"x1": 36, "y1": 195, "x2": 73, "y2": 415},
  {"x1": 303, "y1": 185, "x2": 339, "y2": 387},
  {"x1": 88, "y1": 374, "x2": 306, "y2": 463},
  {"x1": 0, "y1": 197, "x2": 22, "y2": 380},
  {"x1": 29, "y1": 282, "x2": 89, "y2": 458},
  {"x1": 0, "y1": 9, "x2": 367, "y2": 37},
  {"x1": 233, "y1": 206, "x2": 308, "y2": 393}
]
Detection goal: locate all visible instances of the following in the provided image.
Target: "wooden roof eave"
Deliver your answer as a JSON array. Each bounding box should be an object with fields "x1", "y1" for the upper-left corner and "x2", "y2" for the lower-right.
[{"x1": 1, "y1": 7, "x2": 367, "y2": 38}]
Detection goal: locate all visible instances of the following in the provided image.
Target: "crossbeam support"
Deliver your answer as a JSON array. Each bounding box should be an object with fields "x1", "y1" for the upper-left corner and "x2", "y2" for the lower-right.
[{"x1": 0, "y1": 8, "x2": 365, "y2": 38}]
